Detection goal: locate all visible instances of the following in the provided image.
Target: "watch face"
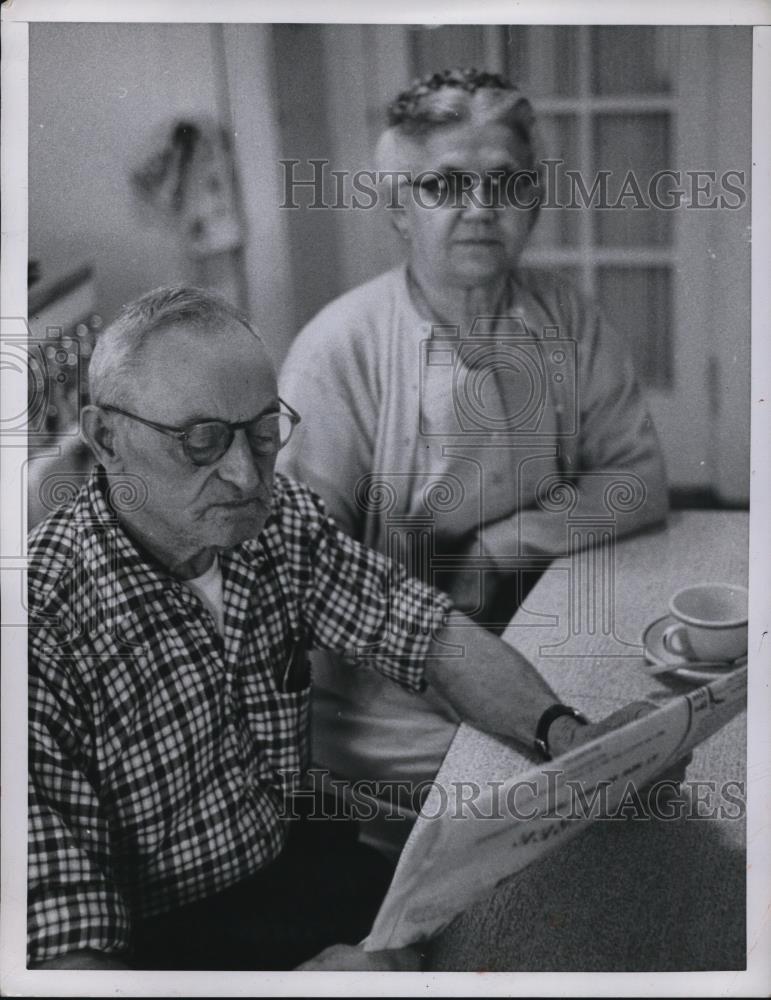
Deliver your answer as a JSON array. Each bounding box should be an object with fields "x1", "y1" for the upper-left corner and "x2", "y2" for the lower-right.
[{"x1": 535, "y1": 704, "x2": 588, "y2": 760}]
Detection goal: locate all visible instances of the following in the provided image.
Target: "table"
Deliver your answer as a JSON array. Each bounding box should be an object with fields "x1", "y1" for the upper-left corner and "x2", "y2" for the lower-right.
[{"x1": 427, "y1": 510, "x2": 748, "y2": 972}]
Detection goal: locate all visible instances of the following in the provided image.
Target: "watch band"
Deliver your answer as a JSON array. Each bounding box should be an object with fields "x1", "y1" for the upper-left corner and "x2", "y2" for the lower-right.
[{"x1": 534, "y1": 703, "x2": 589, "y2": 761}]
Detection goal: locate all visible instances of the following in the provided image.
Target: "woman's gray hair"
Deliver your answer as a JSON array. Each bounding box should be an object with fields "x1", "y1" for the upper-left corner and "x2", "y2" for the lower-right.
[
  {"x1": 376, "y1": 67, "x2": 537, "y2": 170},
  {"x1": 88, "y1": 285, "x2": 260, "y2": 408}
]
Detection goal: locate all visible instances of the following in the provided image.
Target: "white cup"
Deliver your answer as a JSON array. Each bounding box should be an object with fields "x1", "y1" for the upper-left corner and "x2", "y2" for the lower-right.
[{"x1": 662, "y1": 582, "x2": 748, "y2": 663}]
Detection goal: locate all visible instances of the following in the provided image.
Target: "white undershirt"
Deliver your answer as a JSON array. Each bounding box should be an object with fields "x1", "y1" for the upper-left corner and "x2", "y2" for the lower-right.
[{"x1": 184, "y1": 556, "x2": 226, "y2": 636}]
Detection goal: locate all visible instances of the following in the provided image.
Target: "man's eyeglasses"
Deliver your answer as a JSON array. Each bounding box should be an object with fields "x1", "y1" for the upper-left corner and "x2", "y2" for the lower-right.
[{"x1": 100, "y1": 398, "x2": 301, "y2": 467}]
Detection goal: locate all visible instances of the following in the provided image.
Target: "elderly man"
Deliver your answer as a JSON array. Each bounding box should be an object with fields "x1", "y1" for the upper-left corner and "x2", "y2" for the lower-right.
[{"x1": 28, "y1": 285, "x2": 655, "y2": 972}]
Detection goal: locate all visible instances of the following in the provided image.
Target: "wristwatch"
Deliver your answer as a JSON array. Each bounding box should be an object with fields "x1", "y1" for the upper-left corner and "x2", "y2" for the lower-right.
[{"x1": 534, "y1": 703, "x2": 589, "y2": 761}]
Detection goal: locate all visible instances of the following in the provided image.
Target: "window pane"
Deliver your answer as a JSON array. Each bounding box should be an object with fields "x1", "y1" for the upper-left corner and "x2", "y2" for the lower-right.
[
  {"x1": 529, "y1": 114, "x2": 581, "y2": 248},
  {"x1": 409, "y1": 25, "x2": 488, "y2": 76},
  {"x1": 591, "y1": 27, "x2": 676, "y2": 95},
  {"x1": 597, "y1": 267, "x2": 672, "y2": 388},
  {"x1": 520, "y1": 265, "x2": 583, "y2": 294},
  {"x1": 592, "y1": 114, "x2": 673, "y2": 247},
  {"x1": 509, "y1": 26, "x2": 580, "y2": 98}
]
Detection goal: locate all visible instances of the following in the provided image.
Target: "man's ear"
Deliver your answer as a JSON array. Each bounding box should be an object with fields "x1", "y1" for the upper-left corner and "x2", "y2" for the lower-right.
[{"x1": 80, "y1": 405, "x2": 123, "y2": 471}]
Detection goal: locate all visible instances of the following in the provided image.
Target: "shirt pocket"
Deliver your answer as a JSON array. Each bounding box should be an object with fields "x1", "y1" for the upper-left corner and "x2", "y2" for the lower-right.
[{"x1": 240, "y1": 671, "x2": 311, "y2": 787}]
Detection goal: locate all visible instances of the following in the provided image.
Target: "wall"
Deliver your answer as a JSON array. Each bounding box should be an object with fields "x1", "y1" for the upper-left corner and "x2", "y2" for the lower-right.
[
  {"x1": 29, "y1": 22, "x2": 299, "y2": 364},
  {"x1": 29, "y1": 24, "x2": 219, "y2": 325},
  {"x1": 219, "y1": 24, "x2": 297, "y2": 364},
  {"x1": 707, "y1": 28, "x2": 752, "y2": 503}
]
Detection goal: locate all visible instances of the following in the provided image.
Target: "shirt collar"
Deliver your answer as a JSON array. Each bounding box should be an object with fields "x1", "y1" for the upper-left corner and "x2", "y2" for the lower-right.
[
  {"x1": 71, "y1": 468, "x2": 277, "y2": 629},
  {"x1": 71, "y1": 468, "x2": 175, "y2": 625}
]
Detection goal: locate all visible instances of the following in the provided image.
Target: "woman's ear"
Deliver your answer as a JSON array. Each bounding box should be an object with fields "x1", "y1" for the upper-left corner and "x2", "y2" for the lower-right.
[
  {"x1": 80, "y1": 405, "x2": 123, "y2": 471},
  {"x1": 389, "y1": 207, "x2": 411, "y2": 241},
  {"x1": 375, "y1": 129, "x2": 413, "y2": 242}
]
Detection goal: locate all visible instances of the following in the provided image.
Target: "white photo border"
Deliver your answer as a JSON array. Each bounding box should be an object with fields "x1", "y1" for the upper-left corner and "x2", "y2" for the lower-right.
[{"x1": 1, "y1": 1, "x2": 769, "y2": 996}]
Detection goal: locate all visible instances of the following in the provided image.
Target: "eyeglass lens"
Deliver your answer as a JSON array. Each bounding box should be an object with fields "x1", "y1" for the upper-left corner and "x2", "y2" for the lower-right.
[
  {"x1": 184, "y1": 412, "x2": 294, "y2": 465},
  {"x1": 416, "y1": 170, "x2": 537, "y2": 207}
]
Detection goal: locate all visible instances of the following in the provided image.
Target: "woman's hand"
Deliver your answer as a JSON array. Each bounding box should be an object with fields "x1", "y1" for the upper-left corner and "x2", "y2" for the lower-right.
[
  {"x1": 443, "y1": 527, "x2": 545, "y2": 623},
  {"x1": 445, "y1": 568, "x2": 483, "y2": 616}
]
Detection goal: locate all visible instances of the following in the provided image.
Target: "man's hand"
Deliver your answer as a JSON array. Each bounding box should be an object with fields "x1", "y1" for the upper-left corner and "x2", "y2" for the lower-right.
[
  {"x1": 548, "y1": 700, "x2": 657, "y2": 757},
  {"x1": 548, "y1": 700, "x2": 692, "y2": 794},
  {"x1": 294, "y1": 942, "x2": 423, "y2": 971}
]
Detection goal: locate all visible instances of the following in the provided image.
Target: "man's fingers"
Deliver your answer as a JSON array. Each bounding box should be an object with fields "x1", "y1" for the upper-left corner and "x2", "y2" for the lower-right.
[{"x1": 589, "y1": 700, "x2": 656, "y2": 739}]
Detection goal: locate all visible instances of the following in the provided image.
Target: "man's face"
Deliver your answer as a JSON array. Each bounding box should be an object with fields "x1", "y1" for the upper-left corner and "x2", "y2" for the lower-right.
[
  {"x1": 113, "y1": 322, "x2": 278, "y2": 561},
  {"x1": 399, "y1": 121, "x2": 535, "y2": 289}
]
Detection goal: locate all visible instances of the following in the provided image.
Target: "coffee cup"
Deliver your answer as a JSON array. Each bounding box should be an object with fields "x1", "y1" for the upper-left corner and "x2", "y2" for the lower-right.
[{"x1": 662, "y1": 582, "x2": 748, "y2": 663}]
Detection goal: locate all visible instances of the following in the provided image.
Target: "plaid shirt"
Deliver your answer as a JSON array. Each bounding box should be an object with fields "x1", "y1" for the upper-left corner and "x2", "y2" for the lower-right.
[{"x1": 28, "y1": 469, "x2": 451, "y2": 964}]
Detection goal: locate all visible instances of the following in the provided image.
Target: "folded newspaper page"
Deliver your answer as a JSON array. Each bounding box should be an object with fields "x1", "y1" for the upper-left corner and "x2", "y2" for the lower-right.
[{"x1": 364, "y1": 666, "x2": 747, "y2": 951}]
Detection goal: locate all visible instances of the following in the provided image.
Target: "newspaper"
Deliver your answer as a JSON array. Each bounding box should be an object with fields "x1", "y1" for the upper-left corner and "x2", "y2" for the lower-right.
[{"x1": 364, "y1": 666, "x2": 747, "y2": 952}]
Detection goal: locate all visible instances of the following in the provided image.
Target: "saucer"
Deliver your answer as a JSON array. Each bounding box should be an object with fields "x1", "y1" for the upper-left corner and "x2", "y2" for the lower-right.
[{"x1": 642, "y1": 614, "x2": 745, "y2": 684}]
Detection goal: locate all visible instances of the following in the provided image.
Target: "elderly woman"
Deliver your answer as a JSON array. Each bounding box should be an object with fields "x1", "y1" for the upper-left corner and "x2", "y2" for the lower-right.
[{"x1": 278, "y1": 68, "x2": 668, "y2": 837}]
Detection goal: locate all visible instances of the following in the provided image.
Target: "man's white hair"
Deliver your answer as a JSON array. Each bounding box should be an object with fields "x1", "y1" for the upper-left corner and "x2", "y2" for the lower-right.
[{"x1": 88, "y1": 285, "x2": 261, "y2": 408}]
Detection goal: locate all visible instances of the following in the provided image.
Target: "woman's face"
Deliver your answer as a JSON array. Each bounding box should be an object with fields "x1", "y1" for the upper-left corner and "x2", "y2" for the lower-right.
[{"x1": 397, "y1": 120, "x2": 536, "y2": 290}]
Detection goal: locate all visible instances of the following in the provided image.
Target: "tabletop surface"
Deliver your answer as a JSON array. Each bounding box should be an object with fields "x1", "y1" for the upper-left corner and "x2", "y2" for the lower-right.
[{"x1": 428, "y1": 510, "x2": 749, "y2": 972}]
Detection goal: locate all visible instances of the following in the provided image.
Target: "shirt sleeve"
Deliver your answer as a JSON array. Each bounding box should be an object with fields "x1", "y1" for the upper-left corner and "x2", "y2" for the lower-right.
[
  {"x1": 279, "y1": 479, "x2": 452, "y2": 691},
  {"x1": 477, "y1": 283, "x2": 668, "y2": 560},
  {"x1": 28, "y1": 643, "x2": 131, "y2": 965}
]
